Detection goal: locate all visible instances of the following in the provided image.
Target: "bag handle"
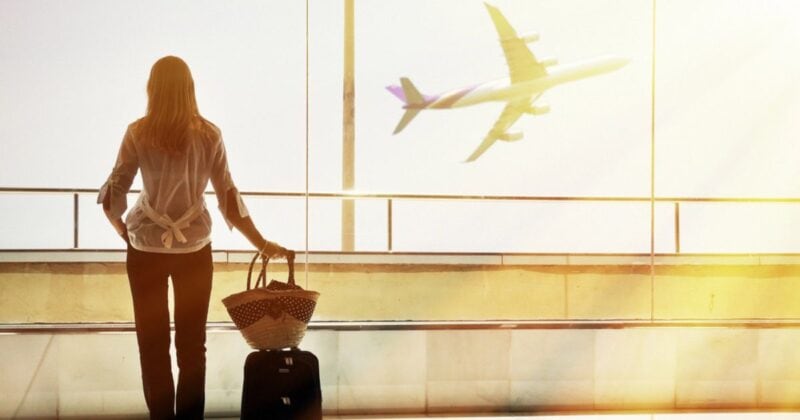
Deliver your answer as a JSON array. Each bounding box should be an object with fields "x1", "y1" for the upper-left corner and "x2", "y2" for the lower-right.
[
  {"x1": 286, "y1": 250, "x2": 295, "y2": 285},
  {"x1": 246, "y1": 252, "x2": 267, "y2": 290},
  {"x1": 245, "y1": 250, "x2": 296, "y2": 290}
]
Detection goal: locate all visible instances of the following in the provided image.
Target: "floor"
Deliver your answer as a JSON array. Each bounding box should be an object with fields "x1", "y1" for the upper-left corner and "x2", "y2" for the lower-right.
[{"x1": 216, "y1": 414, "x2": 800, "y2": 420}]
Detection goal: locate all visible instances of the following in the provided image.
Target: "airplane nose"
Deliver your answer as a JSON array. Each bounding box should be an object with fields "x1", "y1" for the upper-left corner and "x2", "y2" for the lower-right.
[{"x1": 610, "y1": 56, "x2": 630, "y2": 69}]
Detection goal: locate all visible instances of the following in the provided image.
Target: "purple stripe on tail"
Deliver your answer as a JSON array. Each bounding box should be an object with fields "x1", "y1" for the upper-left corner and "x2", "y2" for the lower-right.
[
  {"x1": 386, "y1": 85, "x2": 438, "y2": 105},
  {"x1": 386, "y1": 85, "x2": 406, "y2": 102}
]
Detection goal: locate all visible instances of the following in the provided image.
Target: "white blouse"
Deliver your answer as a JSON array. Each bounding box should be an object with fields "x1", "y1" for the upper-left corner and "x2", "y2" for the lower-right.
[{"x1": 98, "y1": 118, "x2": 248, "y2": 254}]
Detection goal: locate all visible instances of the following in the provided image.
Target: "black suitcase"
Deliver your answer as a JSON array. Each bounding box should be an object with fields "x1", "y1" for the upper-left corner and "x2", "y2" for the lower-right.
[{"x1": 241, "y1": 348, "x2": 322, "y2": 420}]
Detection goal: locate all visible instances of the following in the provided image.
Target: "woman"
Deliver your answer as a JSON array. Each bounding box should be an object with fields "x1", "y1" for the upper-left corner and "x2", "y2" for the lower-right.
[{"x1": 99, "y1": 56, "x2": 287, "y2": 419}]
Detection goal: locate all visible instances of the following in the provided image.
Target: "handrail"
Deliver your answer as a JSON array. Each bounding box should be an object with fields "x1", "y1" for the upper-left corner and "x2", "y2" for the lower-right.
[
  {"x1": 4, "y1": 249, "x2": 800, "y2": 265},
  {"x1": 2, "y1": 186, "x2": 800, "y2": 203},
  {"x1": 3, "y1": 187, "x2": 800, "y2": 255}
]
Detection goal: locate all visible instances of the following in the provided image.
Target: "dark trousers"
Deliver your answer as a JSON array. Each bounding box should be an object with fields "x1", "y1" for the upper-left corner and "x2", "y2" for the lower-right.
[{"x1": 127, "y1": 244, "x2": 213, "y2": 420}]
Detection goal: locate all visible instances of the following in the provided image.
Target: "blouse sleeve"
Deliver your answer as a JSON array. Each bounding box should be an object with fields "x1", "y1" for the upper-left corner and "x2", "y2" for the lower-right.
[
  {"x1": 210, "y1": 135, "x2": 249, "y2": 230},
  {"x1": 97, "y1": 126, "x2": 139, "y2": 219}
]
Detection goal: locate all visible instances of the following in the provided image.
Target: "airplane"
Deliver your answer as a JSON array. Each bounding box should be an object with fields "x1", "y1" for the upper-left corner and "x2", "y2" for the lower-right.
[{"x1": 387, "y1": 2, "x2": 629, "y2": 162}]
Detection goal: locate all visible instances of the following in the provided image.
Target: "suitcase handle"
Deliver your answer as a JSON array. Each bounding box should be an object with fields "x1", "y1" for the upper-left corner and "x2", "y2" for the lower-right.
[
  {"x1": 258, "y1": 346, "x2": 301, "y2": 352},
  {"x1": 246, "y1": 251, "x2": 296, "y2": 290}
]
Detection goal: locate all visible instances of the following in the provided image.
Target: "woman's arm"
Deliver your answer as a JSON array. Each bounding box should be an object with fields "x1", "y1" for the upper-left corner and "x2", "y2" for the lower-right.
[
  {"x1": 224, "y1": 188, "x2": 288, "y2": 257},
  {"x1": 102, "y1": 197, "x2": 129, "y2": 243},
  {"x1": 99, "y1": 126, "x2": 138, "y2": 244}
]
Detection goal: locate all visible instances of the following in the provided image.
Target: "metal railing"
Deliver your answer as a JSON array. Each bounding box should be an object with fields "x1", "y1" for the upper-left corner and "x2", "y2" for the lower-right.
[{"x1": 3, "y1": 186, "x2": 800, "y2": 255}]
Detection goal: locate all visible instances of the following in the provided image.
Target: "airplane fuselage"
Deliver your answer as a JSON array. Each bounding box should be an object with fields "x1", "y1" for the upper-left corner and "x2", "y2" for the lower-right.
[{"x1": 408, "y1": 55, "x2": 628, "y2": 110}]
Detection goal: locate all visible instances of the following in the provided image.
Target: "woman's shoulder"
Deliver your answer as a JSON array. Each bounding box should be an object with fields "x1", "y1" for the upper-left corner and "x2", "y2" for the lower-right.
[
  {"x1": 125, "y1": 118, "x2": 145, "y2": 140},
  {"x1": 127, "y1": 118, "x2": 142, "y2": 130},
  {"x1": 193, "y1": 117, "x2": 222, "y2": 144}
]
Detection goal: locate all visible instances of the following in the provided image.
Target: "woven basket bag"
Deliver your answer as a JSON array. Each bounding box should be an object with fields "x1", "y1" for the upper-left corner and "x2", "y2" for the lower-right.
[{"x1": 222, "y1": 251, "x2": 319, "y2": 350}]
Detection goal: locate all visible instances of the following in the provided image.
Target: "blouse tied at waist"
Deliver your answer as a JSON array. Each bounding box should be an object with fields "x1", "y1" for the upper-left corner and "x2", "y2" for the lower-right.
[{"x1": 137, "y1": 193, "x2": 206, "y2": 249}]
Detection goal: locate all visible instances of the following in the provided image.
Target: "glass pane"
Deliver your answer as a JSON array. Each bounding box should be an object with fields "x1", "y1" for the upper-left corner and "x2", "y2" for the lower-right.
[
  {"x1": 308, "y1": 198, "x2": 341, "y2": 252},
  {"x1": 0, "y1": 194, "x2": 73, "y2": 249},
  {"x1": 678, "y1": 202, "x2": 800, "y2": 253},
  {"x1": 305, "y1": 198, "x2": 390, "y2": 252},
  {"x1": 356, "y1": 200, "x2": 389, "y2": 252},
  {"x1": 308, "y1": 0, "x2": 345, "y2": 193},
  {"x1": 391, "y1": 200, "x2": 650, "y2": 254},
  {"x1": 654, "y1": 201, "x2": 678, "y2": 254},
  {"x1": 0, "y1": 0, "x2": 306, "y2": 192},
  {"x1": 655, "y1": 0, "x2": 800, "y2": 198}
]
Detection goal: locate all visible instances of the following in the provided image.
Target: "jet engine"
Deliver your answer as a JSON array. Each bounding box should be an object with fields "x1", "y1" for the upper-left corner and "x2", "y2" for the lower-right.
[
  {"x1": 499, "y1": 131, "x2": 524, "y2": 141},
  {"x1": 520, "y1": 32, "x2": 540, "y2": 43},
  {"x1": 540, "y1": 57, "x2": 558, "y2": 67},
  {"x1": 527, "y1": 105, "x2": 550, "y2": 115}
]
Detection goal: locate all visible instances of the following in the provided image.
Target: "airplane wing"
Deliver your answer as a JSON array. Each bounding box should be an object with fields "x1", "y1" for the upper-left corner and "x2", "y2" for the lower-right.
[
  {"x1": 465, "y1": 98, "x2": 529, "y2": 162},
  {"x1": 485, "y1": 3, "x2": 546, "y2": 83}
]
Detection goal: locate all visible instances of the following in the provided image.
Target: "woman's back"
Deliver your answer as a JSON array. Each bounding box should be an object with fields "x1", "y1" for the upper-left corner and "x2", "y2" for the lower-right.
[
  {"x1": 101, "y1": 116, "x2": 246, "y2": 253},
  {"x1": 132, "y1": 117, "x2": 219, "y2": 218}
]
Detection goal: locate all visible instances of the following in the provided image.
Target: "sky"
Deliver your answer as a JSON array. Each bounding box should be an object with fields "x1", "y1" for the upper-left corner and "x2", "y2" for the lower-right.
[{"x1": 2, "y1": 0, "x2": 800, "y2": 253}]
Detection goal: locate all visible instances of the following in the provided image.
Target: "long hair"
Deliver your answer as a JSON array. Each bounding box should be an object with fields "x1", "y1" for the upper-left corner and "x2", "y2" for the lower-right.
[{"x1": 137, "y1": 56, "x2": 202, "y2": 154}]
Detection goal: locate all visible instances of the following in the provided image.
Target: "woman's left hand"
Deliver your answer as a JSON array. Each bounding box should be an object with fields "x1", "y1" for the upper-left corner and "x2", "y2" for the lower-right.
[{"x1": 259, "y1": 239, "x2": 289, "y2": 259}]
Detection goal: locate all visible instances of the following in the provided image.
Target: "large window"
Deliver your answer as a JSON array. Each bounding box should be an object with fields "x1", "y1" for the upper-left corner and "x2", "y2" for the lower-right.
[{"x1": 1, "y1": 0, "x2": 799, "y2": 254}]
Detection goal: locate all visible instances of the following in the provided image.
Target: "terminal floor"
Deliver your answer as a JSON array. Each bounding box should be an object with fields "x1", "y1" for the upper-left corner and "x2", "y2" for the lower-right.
[{"x1": 219, "y1": 414, "x2": 800, "y2": 419}]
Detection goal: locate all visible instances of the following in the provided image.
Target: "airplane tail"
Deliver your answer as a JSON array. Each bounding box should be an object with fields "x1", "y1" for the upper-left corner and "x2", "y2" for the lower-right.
[
  {"x1": 393, "y1": 109, "x2": 421, "y2": 135},
  {"x1": 387, "y1": 77, "x2": 427, "y2": 134}
]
